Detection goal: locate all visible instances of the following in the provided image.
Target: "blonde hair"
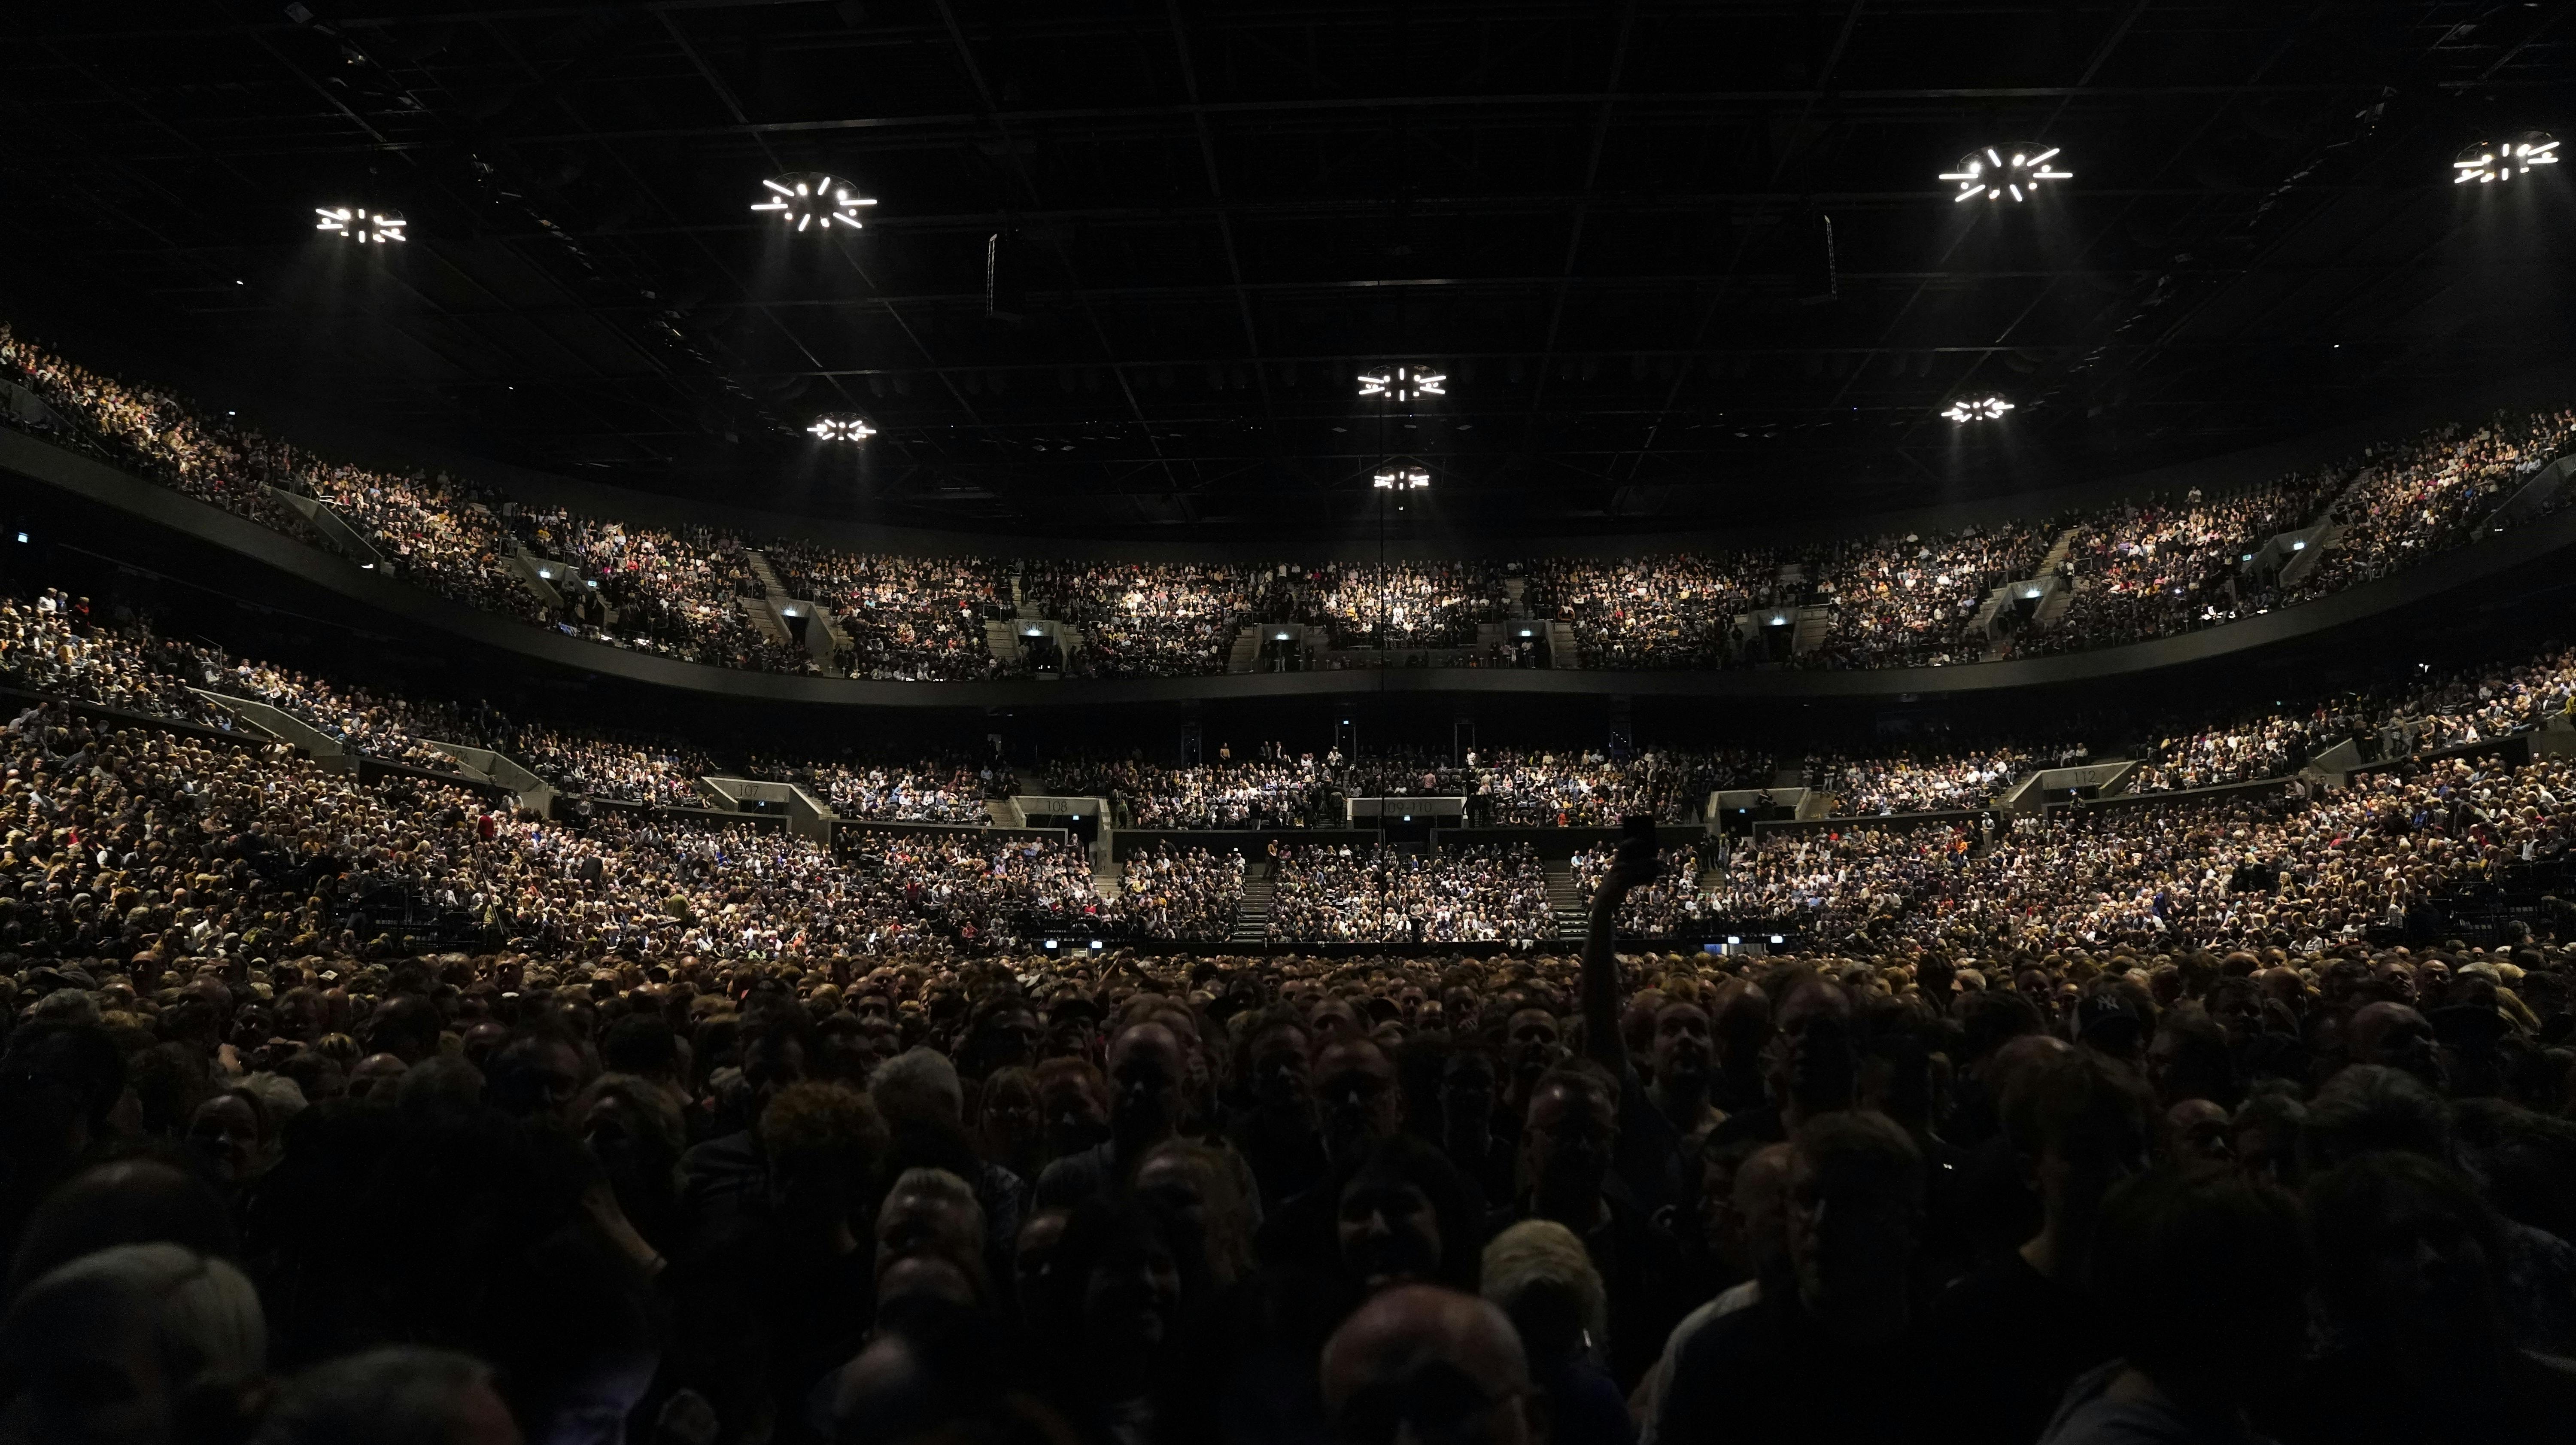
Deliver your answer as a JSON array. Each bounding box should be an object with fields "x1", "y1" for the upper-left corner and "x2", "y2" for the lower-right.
[{"x1": 1479, "y1": 1219, "x2": 1607, "y2": 1360}]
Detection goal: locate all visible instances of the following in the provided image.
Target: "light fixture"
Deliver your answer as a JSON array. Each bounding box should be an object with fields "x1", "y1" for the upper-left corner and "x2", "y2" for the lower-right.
[
  {"x1": 1942, "y1": 395, "x2": 2014, "y2": 423},
  {"x1": 808, "y1": 414, "x2": 877, "y2": 442},
  {"x1": 1372, "y1": 468, "x2": 1430, "y2": 490},
  {"x1": 1358, "y1": 365, "x2": 1446, "y2": 401},
  {"x1": 751, "y1": 173, "x2": 877, "y2": 231},
  {"x1": 1940, "y1": 146, "x2": 2072, "y2": 203},
  {"x1": 314, "y1": 207, "x2": 407, "y2": 243},
  {"x1": 2454, "y1": 133, "x2": 2560, "y2": 183}
]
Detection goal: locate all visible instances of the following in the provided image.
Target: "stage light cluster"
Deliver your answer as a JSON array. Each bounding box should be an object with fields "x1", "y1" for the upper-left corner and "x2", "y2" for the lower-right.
[
  {"x1": 314, "y1": 207, "x2": 405, "y2": 243},
  {"x1": 1942, "y1": 395, "x2": 2014, "y2": 423},
  {"x1": 1358, "y1": 365, "x2": 1445, "y2": 401},
  {"x1": 1373, "y1": 468, "x2": 1431, "y2": 490},
  {"x1": 807, "y1": 415, "x2": 877, "y2": 442},
  {"x1": 1940, "y1": 146, "x2": 2071, "y2": 203},
  {"x1": 2454, "y1": 134, "x2": 2560, "y2": 183},
  {"x1": 753, "y1": 173, "x2": 877, "y2": 231}
]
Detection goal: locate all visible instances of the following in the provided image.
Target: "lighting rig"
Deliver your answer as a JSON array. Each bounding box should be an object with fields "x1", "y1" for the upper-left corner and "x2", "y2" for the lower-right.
[
  {"x1": 753, "y1": 174, "x2": 877, "y2": 231},
  {"x1": 1940, "y1": 146, "x2": 2072, "y2": 203},
  {"x1": 807, "y1": 415, "x2": 877, "y2": 442},
  {"x1": 1942, "y1": 396, "x2": 2014, "y2": 423},
  {"x1": 2454, "y1": 133, "x2": 2560, "y2": 183},
  {"x1": 314, "y1": 207, "x2": 406, "y2": 243},
  {"x1": 1357, "y1": 365, "x2": 1446, "y2": 401}
]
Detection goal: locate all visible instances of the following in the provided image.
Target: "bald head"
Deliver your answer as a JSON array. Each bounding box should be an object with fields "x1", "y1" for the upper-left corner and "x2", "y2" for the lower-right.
[{"x1": 1321, "y1": 1285, "x2": 1536, "y2": 1445}]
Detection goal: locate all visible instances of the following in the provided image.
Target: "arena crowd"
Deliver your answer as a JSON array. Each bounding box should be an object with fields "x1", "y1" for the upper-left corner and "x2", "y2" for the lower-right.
[
  {"x1": 13, "y1": 321, "x2": 2572, "y2": 687},
  {"x1": 0, "y1": 679, "x2": 2572, "y2": 1444}
]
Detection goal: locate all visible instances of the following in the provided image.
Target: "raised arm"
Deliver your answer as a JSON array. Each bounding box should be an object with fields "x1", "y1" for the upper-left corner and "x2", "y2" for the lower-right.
[{"x1": 1582, "y1": 830, "x2": 1662, "y2": 1075}]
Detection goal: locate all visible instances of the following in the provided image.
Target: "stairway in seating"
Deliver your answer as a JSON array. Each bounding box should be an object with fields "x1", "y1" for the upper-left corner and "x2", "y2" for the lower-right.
[
  {"x1": 2030, "y1": 582, "x2": 2078, "y2": 632},
  {"x1": 1546, "y1": 862, "x2": 1589, "y2": 943},
  {"x1": 814, "y1": 610, "x2": 852, "y2": 672},
  {"x1": 1231, "y1": 864, "x2": 1275, "y2": 943},
  {"x1": 1791, "y1": 606, "x2": 1832, "y2": 656},
  {"x1": 1226, "y1": 627, "x2": 1261, "y2": 673},
  {"x1": 1971, "y1": 524, "x2": 2082, "y2": 654},
  {"x1": 735, "y1": 549, "x2": 800, "y2": 649},
  {"x1": 984, "y1": 619, "x2": 1027, "y2": 667},
  {"x1": 743, "y1": 549, "x2": 790, "y2": 599},
  {"x1": 739, "y1": 597, "x2": 796, "y2": 649}
]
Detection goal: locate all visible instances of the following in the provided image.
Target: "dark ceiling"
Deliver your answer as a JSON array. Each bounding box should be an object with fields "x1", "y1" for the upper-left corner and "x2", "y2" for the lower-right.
[{"x1": 4, "y1": 1, "x2": 2573, "y2": 541}]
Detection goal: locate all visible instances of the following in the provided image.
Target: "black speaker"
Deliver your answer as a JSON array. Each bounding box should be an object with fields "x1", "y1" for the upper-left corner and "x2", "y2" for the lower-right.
[
  {"x1": 1795, "y1": 212, "x2": 1837, "y2": 304},
  {"x1": 985, "y1": 231, "x2": 1026, "y2": 322}
]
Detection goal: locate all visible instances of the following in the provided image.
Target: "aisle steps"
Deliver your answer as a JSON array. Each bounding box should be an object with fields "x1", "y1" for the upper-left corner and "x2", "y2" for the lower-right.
[
  {"x1": 1978, "y1": 525, "x2": 2081, "y2": 660},
  {"x1": 2030, "y1": 583, "x2": 2077, "y2": 631},
  {"x1": 1546, "y1": 864, "x2": 1589, "y2": 943},
  {"x1": 1232, "y1": 865, "x2": 1275, "y2": 943},
  {"x1": 984, "y1": 619, "x2": 1027, "y2": 666},
  {"x1": 743, "y1": 549, "x2": 790, "y2": 598},
  {"x1": 738, "y1": 596, "x2": 796, "y2": 649}
]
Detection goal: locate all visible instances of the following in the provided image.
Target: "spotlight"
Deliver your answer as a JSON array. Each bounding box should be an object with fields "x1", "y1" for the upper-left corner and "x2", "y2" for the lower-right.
[
  {"x1": 751, "y1": 173, "x2": 877, "y2": 231},
  {"x1": 314, "y1": 207, "x2": 406, "y2": 243},
  {"x1": 1939, "y1": 146, "x2": 2072, "y2": 203},
  {"x1": 2454, "y1": 132, "x2": 2560, "y2": 183},
  {"x1": 1358, "y1": 365, "x2": 1446, "y2": 401},
  {"x1": 1942, "y1": 395, "x2": 2014, "y2": 423},
  {"x1": 1372, "y1": 468, "x2": 1430, "y2": 490},
  {"x1": 807, "y1": 414, "x2": 876, "y2": 442}
]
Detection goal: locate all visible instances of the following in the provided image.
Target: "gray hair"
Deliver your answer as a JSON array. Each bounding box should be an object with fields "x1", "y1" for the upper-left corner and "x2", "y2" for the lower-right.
[
  {"x1": 4, "y1": 1242, "x2": 265, "y2": 1391},
  {"x1": 871, "y1": 1046, "x2": 965, "y2": 1123},
  {"x1": 247, "y1": 1347, "x2": 499, "y2": 1445}
]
